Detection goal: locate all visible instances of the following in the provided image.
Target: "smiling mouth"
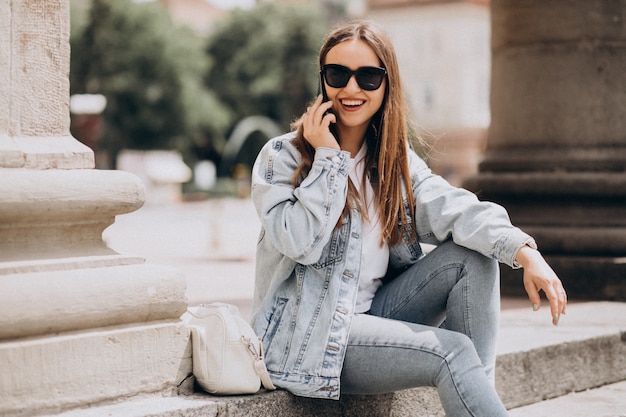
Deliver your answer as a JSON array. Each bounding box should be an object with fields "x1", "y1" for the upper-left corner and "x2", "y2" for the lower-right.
[{"x1": 341, "y1": 99, "x2": 364, "y2": 108}]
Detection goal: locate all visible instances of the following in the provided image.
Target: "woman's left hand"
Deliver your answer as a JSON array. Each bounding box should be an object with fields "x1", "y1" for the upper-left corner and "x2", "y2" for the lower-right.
[{"x1": 515, "y1": 245, "x2": 567, "y2": 326}]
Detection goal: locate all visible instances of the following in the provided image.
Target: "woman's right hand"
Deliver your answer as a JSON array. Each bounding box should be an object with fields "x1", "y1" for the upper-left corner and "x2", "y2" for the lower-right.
[{"x1": 301, "y1": 95, "x2": 339, "y2": 150}]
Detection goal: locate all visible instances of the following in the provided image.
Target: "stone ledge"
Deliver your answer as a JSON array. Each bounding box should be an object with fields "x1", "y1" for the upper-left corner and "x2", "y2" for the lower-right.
[
  {"x1": 0, "y1": 254, "x2": 145, "y2": 275},
  {"x1": 508, "y1": 380, "x2": 626, "y2": 417},
  {"x1": 38, "y1": 302, "x2": 626, "y2": 417},
  {"x1": 0, "y1": 322, "x2": 192, "y2": 417},
  {"x1": 0, "y1": 263, "x2": 187, "y2": 339},
  {"x1": 0, "y1": 167, "x2": 145, "y2": 262},
  {"x1": 0, "y1": 136, "x2": 94, "y2": 169}
]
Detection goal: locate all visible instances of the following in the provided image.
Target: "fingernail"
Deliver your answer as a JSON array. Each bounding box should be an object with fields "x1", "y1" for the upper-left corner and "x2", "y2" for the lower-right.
[
  {"x1": 532, "y1": 304, "x2": 539, "y2": 311},
  {"x1": 553, "y1": 314, "x2": 560, "y2": 326}
]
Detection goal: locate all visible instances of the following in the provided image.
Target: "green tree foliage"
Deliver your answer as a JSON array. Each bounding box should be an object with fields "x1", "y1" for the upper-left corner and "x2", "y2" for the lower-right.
[
  {"x1": 205, "y1": 4, "x2": 326, "y2": 132},
  {"x1": 70, "y1": 0, "x2": 231, "y2": 167}
]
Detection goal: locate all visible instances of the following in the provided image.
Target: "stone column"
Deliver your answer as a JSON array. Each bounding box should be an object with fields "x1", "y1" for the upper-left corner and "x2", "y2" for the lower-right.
[
  {"x1": 0, "y1": 2, "x2": 190, "y2": 415},
  {"x1": 464, "y1": 0, "x2": 626, "y2": 299}
]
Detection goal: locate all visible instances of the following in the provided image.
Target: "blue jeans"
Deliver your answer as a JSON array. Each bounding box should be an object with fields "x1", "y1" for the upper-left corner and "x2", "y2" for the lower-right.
[{"x1": 340, "y1": 240, "x2": 508, "y2": 416}]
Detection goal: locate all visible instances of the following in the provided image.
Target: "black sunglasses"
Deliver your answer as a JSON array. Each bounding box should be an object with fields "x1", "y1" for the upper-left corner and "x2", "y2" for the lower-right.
[{"x1": 321, "y1": 64, "x2": 387, "y2": 91}]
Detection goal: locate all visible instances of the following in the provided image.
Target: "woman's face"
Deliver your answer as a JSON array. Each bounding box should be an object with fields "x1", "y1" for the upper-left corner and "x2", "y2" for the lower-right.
[{"x1": 323, "y1": 39, "x2": 386, "y2": 137}]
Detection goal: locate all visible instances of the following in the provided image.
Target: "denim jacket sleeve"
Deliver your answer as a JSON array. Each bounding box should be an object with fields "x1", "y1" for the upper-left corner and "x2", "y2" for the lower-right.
[
  {"x1": 407, "y1": 148, "x2": 533, "y2": 268},
  {"x1": 251, "y1": 133, "x2": 351, "y2": 265}
]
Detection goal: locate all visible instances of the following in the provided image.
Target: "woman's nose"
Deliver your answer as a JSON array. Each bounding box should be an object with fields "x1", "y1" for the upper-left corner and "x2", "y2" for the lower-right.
[{"x1": 344, "y1": 75, "x2": 361, "y2": 92}]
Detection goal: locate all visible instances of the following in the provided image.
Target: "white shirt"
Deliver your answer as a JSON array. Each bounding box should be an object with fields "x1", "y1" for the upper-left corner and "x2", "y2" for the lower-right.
[{"x1": 349, "y1": 143, "x2": 389, "y2": 313}]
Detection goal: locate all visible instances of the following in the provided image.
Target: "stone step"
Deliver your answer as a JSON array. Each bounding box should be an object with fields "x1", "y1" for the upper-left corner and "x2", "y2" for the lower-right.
[
  {"x1": 495, "y1": 301, "x2": 626, "y2": 409},
  {"x1": 40, "y1": 302, "x2": 626, "y2": 417},
  {"x1": 508, "y1": 380, "x2": 626, "y2": 417}
]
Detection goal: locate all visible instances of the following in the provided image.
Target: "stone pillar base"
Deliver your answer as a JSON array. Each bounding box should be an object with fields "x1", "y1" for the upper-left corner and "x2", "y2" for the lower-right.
[
  {"x1": 501, "y1": 256, "x2": 626, "y2": 301},
  {"x1": 0, "y1": 262, "x2": 187, "y2": 340},
  {"x1": 0, "y1": 321, "x2": 192, "y2": 417},
  {"x1": 464, "y1": 170, "x2": 626, "y2": 254},
  {"x1": 0, "y1": 167, "x2": 192, "y2": 415},
  {"x1": 465, "y1": 170, "x2": 626, "y2": 300}
]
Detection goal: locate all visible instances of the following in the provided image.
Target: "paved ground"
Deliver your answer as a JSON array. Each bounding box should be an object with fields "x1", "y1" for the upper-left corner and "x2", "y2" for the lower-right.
[{"x1": 104, "y1": 198, "x2": 258, "y2": 312}]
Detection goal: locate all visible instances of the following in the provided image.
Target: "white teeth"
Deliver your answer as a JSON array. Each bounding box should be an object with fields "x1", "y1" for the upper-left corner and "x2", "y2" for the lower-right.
[{"x1": 342, "y1": 99, "x2": 364, "y2": 106}]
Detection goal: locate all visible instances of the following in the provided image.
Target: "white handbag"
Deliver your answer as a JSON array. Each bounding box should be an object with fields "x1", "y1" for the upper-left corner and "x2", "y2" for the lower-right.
[{"x1": 181, "y1": 302, "x2": 276, "y2": 395}]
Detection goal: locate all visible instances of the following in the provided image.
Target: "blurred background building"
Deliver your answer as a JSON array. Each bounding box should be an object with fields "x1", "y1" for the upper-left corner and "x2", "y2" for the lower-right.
[
  {"x1": 69, "y1": 0, "x2": 492, "y2": 197},
  {"x1": 369, "y1": 0, "x2": 490, "y2": 185}
]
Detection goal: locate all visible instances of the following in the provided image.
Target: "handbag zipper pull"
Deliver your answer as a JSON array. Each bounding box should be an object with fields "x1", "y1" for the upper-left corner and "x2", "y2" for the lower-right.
[{"x1": 242, "y1": 336, "x2": 260, "y2": 360}]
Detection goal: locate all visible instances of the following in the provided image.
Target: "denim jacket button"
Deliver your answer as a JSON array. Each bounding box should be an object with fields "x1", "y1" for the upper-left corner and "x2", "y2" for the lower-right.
[{"x1": 327, "y1": 342, "x2": 341, "y2": 352}]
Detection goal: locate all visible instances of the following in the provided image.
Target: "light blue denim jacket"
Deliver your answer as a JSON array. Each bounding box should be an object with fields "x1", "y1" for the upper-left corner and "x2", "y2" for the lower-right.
[{"x1": 250, "y1": 132, "x2": 533, "y2": 399}]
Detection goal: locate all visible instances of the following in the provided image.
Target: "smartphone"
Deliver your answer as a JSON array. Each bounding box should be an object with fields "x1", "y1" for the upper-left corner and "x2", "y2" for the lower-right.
[
  {"x1": 319, "y1": 73, "x2": 338, "y2": 139},
  {"x1": 319, "y1": 73, "x2": 332, "y2": 114}
]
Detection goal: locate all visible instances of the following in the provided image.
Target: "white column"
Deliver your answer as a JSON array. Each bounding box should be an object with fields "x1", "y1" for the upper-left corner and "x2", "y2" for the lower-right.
[{"x1": 0, "y1": 1, "x2": 191, "y2": 415}]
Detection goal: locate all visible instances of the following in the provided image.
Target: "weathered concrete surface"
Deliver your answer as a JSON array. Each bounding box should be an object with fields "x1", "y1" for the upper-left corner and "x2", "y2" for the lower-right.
[
  {"x1": 0, "y1": 0, "x2": 93, "y2": 169},
  {"x1": 488, "y1": 0, "x2": 626, "y2": 149},
  {"x1": 0, "y1": 263, "x2": 187, "y2": 340},
  {"x1": 1, "y1": 322, "x2": 192, "y2": 417},
  {"x1": 508, "y1": 380, "x2": 626, "y2": 417}
]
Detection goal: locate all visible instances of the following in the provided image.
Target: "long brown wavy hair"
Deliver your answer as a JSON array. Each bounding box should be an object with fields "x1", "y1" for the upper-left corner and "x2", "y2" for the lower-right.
[{"x1": 292, "y1": 20, "x2": 423, "y2": 245}]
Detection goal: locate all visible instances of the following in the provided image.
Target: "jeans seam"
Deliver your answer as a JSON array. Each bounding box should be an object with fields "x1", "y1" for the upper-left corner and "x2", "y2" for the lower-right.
[
  {"x1": 462, "y1": 264, "x2": 472, "y2": 341},
  {"x1": 443, "y1": 350, "x2": 479, "y2": 417},
  {"x1": 345, "y1": 342, "x2": 447, "y2": 364}
]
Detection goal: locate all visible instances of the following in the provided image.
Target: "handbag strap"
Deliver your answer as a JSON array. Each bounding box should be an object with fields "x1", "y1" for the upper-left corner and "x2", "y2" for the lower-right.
[
  {"x1": 244, "y1": 336, "x2": 276, "y2": 391},
  {"x1": 253, "y1": 358, "x2": 276, "y2": 390}
]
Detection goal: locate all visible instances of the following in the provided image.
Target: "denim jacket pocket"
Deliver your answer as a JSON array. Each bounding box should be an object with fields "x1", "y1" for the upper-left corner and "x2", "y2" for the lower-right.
[
  {"x1": 389, "y1": 199, "x2": 423, "y2": 271},
  {"x1": 401, "y1": 198, "x2": 422, "y2": 257},
  {"x1": 311, "y1": 215, "x2": 349, "y2": 269},
  {"x1": 261, "y1": 297, "x2": 289, "y2": 357}
]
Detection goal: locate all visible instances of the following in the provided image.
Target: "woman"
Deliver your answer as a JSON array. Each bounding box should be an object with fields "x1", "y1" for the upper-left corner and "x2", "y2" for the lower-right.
[{"x1": 250, "y1": 20, "x2": 567, "y2": 416}]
